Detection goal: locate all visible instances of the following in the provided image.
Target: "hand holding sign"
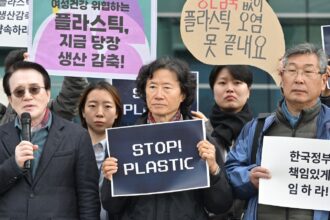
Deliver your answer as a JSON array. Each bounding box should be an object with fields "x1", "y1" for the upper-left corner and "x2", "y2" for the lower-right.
[
  {"x1": 249, "y1": 166, "x2": 271, "y2": 189},
  {"x1": 197, "y1": 140, "x2": 218, "y2": 174},
  {"x1": 191, "y1": 110, "x2": 208, "y2": 122},
  {"x1": 103, "y1": 157, "x2": 118, "y2": 181},
  {"x1": 180, "y1": 0, "x2": 285, "y2": 85}
]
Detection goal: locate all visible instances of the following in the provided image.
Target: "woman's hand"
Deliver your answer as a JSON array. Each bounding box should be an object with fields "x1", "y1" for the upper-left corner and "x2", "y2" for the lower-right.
[
  {"x1": 197, "y1": 140, "x2": 219, "y2": 175},
  {"x1": 191, "y1": 111, "x2": 208, "y2": 122},
  {"x1": 102, "y1": 157, "x2": 118, "y2": 181}
]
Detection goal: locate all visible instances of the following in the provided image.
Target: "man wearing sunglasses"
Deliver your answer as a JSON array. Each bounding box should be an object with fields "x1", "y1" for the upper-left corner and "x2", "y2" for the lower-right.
[
  {"x1": 0, "y1": 49, "x2": 88, "y2": 125},
  {"x1": 0, "y1": 61, "x2": 100, "y2": 219}
]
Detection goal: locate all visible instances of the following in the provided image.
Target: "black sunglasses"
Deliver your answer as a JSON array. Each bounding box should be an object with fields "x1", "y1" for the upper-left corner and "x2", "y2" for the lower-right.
[{"x1": 11, "y1": 86, "x2": 45, "y2": 98}]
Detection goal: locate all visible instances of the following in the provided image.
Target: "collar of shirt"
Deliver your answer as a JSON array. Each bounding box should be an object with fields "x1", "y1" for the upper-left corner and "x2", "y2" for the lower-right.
[
  {"x1": 93, "y1": 139, "x2": 107, "y2": 165},
  {"x1": 281, "y1": 98, "x2": 321, "y2": 128},
  {"x1": 94, "y1": 139, "x2": 107, "y2": 152}
]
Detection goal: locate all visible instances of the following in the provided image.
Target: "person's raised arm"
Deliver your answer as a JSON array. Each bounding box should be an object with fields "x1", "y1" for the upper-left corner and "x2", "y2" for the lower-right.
[{"x1": 50, "y1": 77, "x2": 88, "y2": 120}]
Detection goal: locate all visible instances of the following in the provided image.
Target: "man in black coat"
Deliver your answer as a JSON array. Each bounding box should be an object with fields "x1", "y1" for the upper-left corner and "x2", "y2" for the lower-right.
[{"x1": 0, "y1": 61, "x2": 100, "y2": 219}]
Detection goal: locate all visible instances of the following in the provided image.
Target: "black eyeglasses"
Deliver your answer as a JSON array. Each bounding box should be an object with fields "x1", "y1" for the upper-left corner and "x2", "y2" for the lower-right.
[{"x1": 11, "y1": 86, "x2": 46, "y2": 98}]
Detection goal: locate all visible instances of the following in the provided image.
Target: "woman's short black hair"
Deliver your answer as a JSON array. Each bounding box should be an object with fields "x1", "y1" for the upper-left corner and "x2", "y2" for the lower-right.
[
  {"x1": 135, "y1": 57, "x2": 196, "y2": 115},
  {"x1": 3, "y1": 61, "x2": 51, "y2": 96},
  {"x1": 209, "y1": 65, "x2": 253, "y2": 90}
]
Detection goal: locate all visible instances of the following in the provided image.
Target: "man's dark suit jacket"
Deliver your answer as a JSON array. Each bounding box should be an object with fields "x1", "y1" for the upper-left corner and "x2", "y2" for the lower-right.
[{"x1": 0, "y1": 113, "x2": 100, "y2": 220}]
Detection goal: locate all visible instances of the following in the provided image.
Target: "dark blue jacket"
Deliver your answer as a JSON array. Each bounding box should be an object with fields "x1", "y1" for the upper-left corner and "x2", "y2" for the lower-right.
[{"x1": 225, "y1": 104, "x2": 330, "y2": 220}]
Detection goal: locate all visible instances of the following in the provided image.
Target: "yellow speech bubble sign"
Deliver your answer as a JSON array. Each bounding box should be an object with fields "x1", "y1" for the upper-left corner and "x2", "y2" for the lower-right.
[{"x1": 180, "y1": 0, "x2": 285, "y2": 85}]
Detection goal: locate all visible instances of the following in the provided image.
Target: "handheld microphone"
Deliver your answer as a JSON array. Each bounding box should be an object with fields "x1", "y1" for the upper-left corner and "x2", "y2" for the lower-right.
[{"x1": 21, "y1": 112, "x2": 31, "y2": 169}]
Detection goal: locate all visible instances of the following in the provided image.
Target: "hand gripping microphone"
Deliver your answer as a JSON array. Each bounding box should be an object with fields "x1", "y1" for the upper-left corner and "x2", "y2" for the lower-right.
[{"x1": 21, "y1": 112, "x2": 32, "y2": 169}]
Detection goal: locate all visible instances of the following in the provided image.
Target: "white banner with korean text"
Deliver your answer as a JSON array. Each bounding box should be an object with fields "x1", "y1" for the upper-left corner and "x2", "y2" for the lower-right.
[
  {"x1": 259, "y1": 136, "x2": 330, "y2": 211},
  {"x1": 0, "y1": 0, "x2": 28, "y2": 47}
]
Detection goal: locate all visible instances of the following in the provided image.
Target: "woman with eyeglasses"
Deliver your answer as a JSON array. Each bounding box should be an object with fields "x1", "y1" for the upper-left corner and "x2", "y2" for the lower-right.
[{"x1": 78, "y1": 81, "x2": 123, "y2": 220}]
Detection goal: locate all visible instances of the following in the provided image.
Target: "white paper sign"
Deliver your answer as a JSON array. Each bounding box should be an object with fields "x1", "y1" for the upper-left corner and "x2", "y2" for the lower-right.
[
  {"x1": 0, "y1": 0, "x2": 28, "y2": 47},
  {"x1": 259, "y1": 136, "x2": 330, "y2": 211}
]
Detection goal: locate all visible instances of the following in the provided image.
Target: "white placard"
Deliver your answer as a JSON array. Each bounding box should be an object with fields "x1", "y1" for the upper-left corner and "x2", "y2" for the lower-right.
[
  {"x1": 0, "y1": 0, "x2": 28, "y2": 47},
  {"x1": 259, "y1": 136, "x2": 330, "y2": 211}
]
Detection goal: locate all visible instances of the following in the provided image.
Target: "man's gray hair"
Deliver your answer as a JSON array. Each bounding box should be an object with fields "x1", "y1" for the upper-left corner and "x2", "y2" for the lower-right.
[{"x1": 283, "y1": 43, "x2": 328, "y2": 74}]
